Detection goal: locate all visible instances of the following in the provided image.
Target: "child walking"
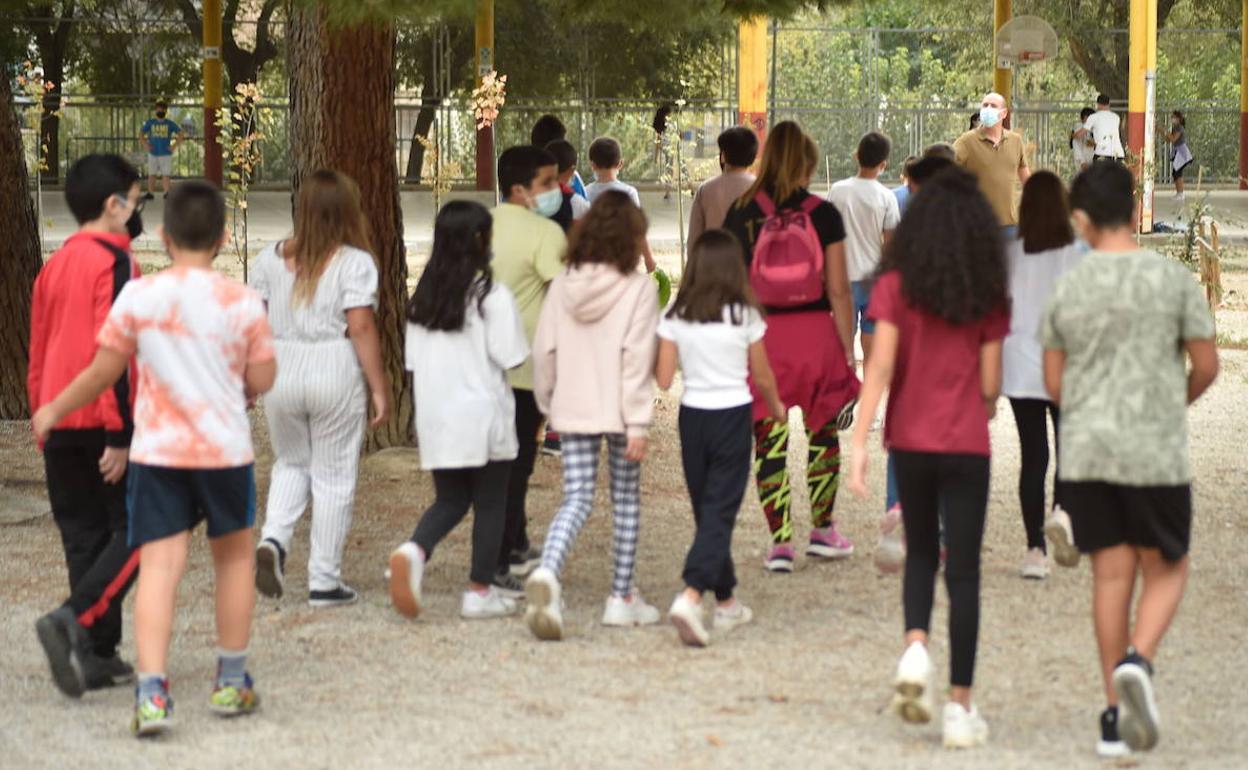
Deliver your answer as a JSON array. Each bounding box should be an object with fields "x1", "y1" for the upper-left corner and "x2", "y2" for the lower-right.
[
  {"x1": 34, "y1": 181, "x2": 277, "y2": 737},
  {"x1": 848, "y1": 167, "x2": 1010, "y2": 750},
  {"x1": 388, "y1": 201, "x2": 529, "y2": 621},
  {"x1": 656, "y1": 230, "x2": 785, "y2": 647},
  {"x1": 252, "y1": 169, "x2": 390, "y2": 607},
  {"x1": 524, "y1": 190, "x2": 661, "y2": 641},
  {"x1": 1040, "y1": 162, "x2": 1217, "y2": 757},
  {"x1": 586, "y1": 136, "x2": 657, "y2": 272}
]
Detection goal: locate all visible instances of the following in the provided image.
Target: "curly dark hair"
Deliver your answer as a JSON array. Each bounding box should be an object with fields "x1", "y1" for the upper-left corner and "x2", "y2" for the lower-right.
[
  {"x1": 876, "y1": 166, "x2": 1007, "y2": 325},
  {"x1": 566, "y1": 190, "x2": 646, "y2": 274}
]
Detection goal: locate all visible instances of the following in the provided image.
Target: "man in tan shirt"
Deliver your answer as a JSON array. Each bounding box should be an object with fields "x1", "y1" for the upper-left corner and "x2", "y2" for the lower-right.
[
  {"x1": 953, "y1": 92, "x2": 1031, "y2": 231},
  {"x1": 687, "y1": 127, "x2": 759, "y2": 245}
]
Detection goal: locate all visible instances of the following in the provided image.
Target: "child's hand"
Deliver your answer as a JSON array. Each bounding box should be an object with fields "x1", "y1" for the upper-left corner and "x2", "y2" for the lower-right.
[
  {"x1": 625, "y1": 436, "x2": 648, "y2": 463},
  {"x1": 31, "y1": 406, "x2": 57, "y2": 443},
  {"x1": 370, "y1": 390, "x2": 391, "y2": 428},
  {"x1": 768, "y1": 397, "x2": 787, "y2": 423},
  {"x1": 99, "y1": 447, "x2": 129, "y2": 485},
  {"x1": 847, "y1": 447, "x2": 869, "y2": 499},
  {"x1": 643, "y1": 255, "x2": 657, "y2": 274}
]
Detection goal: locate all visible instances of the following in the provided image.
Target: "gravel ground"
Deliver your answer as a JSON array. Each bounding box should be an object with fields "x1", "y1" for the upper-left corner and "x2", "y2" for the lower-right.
[{"x1": 2, "y1": 269, "x2": 1247, "y2": 770}]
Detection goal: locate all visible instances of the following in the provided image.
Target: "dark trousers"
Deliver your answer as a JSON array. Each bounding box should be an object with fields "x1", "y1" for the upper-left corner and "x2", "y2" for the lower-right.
[
  {"x1": 44, "y1": 440, "x2": 139, "y2": 658},
  {"x1": 500, "y1": 389, "x2": 541, "y2": 570},
  {"x1": 414, "y1": 461, "x2": 511, "y2": 586},
  {"x1": 680, "y1": 404, "x2": 752, "y2": 601},
  {"x1": 893, "y1": 450, "x2": 990, "y2": 688},
  {"x1": 1009, "y1": 398, "x2": 1062, "y2": 552}
]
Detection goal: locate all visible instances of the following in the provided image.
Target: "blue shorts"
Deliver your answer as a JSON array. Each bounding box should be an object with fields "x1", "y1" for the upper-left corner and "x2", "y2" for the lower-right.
[
  {"x1": 126, "y1": 463, "x2": 255, "y2": 547},
  {"x1": 851, "y1": 280, "x2": 876, "y2": 335}
]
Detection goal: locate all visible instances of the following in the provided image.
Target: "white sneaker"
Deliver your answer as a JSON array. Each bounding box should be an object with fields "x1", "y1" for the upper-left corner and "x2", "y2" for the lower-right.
[
  {"x1": 602, "y1": 589, "x2": 661, "y2": 627},
  {"x1": 892, "y1": 641, "x2": 933, "y2": 724},
  {"x1": 1044, "y1": 506, "x2": 1081, "y2": 568},
  {"x1": 388, "y1": 542, "x2": 424, "y2": 619},
  {"x1": 943, "y1": 702, "x2": 989, "y2": 749},
  {"x1": 1020, "y1": 547, "x2": 1050, "y2": 580},
  {"x1": 460, "y1": 586, "x2": 519, "y2": 619},
  {"x1": 524, "y1": 567, "x2": 564, "y2": 641},
  {"x1": 712, "y1": 601, "x2": 754, "y2": 634},
  {"x1": 668, "y1": 593, "x2": 709, "y2": 647},
  {"x1": 874, "y1": 505, "x2": 906, "y2": 575}
]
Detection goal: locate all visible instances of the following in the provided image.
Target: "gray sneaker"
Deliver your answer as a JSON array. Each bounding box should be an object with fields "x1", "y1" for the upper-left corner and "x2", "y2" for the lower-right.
[
  {"x1": 492, "y1": 570, "x2": 526, "y2": 600},
  {"x1": 83, "y1": 652, "x2": 136, "y2": 690},
  {"x1": 255, "y1": 539, "x2": 286, "y2": 598},
  {"x1": 35, "y1": 607, "x2": 87, "y2": 698}
]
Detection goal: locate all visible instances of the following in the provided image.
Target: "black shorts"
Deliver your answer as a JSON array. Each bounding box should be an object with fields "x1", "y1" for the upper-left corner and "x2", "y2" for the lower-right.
[
  {"x1": 1062, "y1": 481, "x2": 1192, "y2": 561},
  {"x1": 126, "y1": 463, "x2": 256, "y2": 547}
]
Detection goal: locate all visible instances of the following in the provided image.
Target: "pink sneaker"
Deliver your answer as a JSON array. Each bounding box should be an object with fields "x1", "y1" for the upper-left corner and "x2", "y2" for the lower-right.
[
  {"x1": 763, "y1": 544, "x2": 795, "y2": 573},
  {"x1": 874, "y1": 505, "x2": 906, "y2": 574},
  {"x1": 806, "y1": 524, "x2": 854, "y2": 559}
]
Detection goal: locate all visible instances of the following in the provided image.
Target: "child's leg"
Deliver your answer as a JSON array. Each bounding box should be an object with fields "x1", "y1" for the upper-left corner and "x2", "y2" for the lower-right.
[
  {"x1": 1091, "y1": 544, "x2": 1138, "y2": 705},
  {"x1": 501, "y1": 389, "x2": 543, "y2": 572},
  {"x1": 540, "y1": 434, "x2": 602, "y2": 576},
  {"x1": 1009, "y1": 398, "x2": 1050, "y2": 551},
  {"x1": 306, "y1": 381, "x2": 367, "y2": 591},
  {"x1": 894, "y1": 451, "x2": 940, "y2": 643},
  {"x1": 678, "y1": 407, "x2": 709, "y2": 597},
  {"x1": 807, "y1": 419, "x2": 842, "y2": 529},
  {"x1": 412, "y1": 469, "x2": 474, "y2": 559},
  {"x1": 752, "y1": 418, "x2": 792, "y2": 543},
  {"x1": 261, "y1": 402, "x2": 313, "y2": 552},
  {"x1": 467, "y1": 462, "x2": 511, "y2": 588},
  {"x1": 1132, "y1": 548, "x2": 1190, "y2": 660},
  {"x1": 681, "y1": 406, "x2": 752, "y2": 602},
  {"x1": 1048, "y1": 403, "x2": 1064, "y2": 511},
  {"x1": 606, "y1": 434, "x2": 642, "y2": 597},
  {"x1": 885, "y1": 452, "x2": 900, "y2": 512},
  {"x1": 133, "y1": 531, "x2": 191, "y2": 675},
  {"x1": 939, "y1": 454, "x2": 991, "y2": 706},
  {"x1": 209, "y1": 529, "x2": 255, "y2": 652}
]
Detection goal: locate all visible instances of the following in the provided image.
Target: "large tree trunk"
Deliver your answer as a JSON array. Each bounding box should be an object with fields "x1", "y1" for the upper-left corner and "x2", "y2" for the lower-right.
[
  {"x1": 0, "y1": 76, "x2": 45, "y2": 419},
  {"x1": 289, "y1": 6, "x2": 411, "y2": 449}
]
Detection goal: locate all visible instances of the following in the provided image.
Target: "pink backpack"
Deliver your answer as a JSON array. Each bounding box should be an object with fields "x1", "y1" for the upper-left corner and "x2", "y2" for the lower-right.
[{"x1": 748, "y1": 191, "x2": 825, "y2": 308}]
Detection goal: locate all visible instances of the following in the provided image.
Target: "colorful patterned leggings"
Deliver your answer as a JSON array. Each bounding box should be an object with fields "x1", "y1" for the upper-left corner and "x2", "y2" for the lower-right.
[{"x1": 753, "y1": 418, "x2": 841, "y2": 544}]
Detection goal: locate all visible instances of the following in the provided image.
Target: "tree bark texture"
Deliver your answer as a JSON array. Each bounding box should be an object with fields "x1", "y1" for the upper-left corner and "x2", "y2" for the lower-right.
[
  {"x1": 1064, "y1": 0, "x2": 1179, "y2": 100},
  {"x1": 288, "y1": 6, "x2": 412, "y2": 449},
  {"x1": 0, "y1": 76, "x2": 45, "y2": 419}
]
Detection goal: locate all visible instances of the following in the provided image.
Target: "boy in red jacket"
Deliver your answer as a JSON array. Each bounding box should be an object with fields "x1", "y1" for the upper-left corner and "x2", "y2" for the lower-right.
[{"x1": 29, "y1": 154, "x2": 144, "y2": 698}]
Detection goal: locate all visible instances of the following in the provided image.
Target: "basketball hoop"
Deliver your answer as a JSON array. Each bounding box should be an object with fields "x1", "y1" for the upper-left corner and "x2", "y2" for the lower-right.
[{"x1": 996, "y1": 16, "x2": 1060, "y2": 68}]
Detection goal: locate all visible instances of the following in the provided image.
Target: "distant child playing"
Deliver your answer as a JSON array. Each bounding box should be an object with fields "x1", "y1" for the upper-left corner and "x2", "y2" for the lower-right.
[
  {"x1": 1040, "y1": 162, "x2": 1217, "y2": 757},
  {"x1": 657, "y1": 230, "x2": 785, "y2": 647},
  {"x1": 586, "y1": 136, "x2": 657, "y2": 272},
  {"x1": 34, "y1": 181, "x2": 277, "y2": 737},
  {"x1": 139, "y1": 100, "x2": 180, "y2": 199}
]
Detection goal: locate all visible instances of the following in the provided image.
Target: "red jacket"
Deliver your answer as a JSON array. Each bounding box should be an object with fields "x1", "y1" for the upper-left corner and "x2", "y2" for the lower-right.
[{"x1": 28, "y1": 231, "x2": 140, "y2": 447}]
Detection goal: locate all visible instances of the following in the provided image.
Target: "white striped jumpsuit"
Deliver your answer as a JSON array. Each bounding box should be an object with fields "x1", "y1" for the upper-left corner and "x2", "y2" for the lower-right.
[{"x1": 251, "y1": 243, "x2": 378, "y2": 592}]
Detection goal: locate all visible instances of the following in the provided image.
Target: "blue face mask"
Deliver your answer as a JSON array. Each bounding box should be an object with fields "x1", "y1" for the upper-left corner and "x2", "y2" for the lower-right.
[
  {"x1": 534, "y1": 187, "x2": 563, "y2": 218},
  {"x1": 979, "y1": 106, "x2": 1002, "y2": 128}
]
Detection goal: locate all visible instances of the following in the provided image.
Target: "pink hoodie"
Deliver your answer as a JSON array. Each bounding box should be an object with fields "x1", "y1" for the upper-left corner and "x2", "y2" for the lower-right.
[{"x1": 533, "y1": 263, "x2": 658, "y2": 438}]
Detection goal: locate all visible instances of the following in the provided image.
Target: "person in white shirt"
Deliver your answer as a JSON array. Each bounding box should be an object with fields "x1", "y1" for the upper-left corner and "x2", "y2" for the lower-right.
[
  {"x1": 586, "y1": 136, "x2": 656, "y2": 272},
  {"x1": 1071, "y1": 107, "x2": 1096, "y2": 171},
  {"x1": 1076, "y1": 94, "x2": 1125, "y2": 162},
  {"x1": 655, "y1": 229, "x2": 785, "y2": 647}
]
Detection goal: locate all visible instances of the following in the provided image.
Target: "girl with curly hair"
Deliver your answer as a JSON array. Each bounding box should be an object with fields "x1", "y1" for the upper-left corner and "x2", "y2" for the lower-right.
[
  {"x1": 524, "y1": 190, "x2": 661, "y2": 641},
  {"x1": 847, "y1": 166, "x2": 1009, "y2": 749}
]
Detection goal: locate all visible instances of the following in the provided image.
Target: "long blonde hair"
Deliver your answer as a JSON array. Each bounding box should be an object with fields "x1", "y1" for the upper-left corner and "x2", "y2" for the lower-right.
[
  {"x1": 739, "y1": 121, "x2": 819, "y2": 206},
  {"x1": 290, "y1": 169, "x2": 373, "y2": 305}
]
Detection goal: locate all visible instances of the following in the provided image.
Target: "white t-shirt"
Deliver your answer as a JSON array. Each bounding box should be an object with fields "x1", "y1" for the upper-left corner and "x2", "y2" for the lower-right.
[
  {"x1": 250, "y1": 243, "x2": 378, "y2": 343},
  {"x1": 657, "y1": 304, "x2": 766, "y2": 409},
  {"x1": 406, "y1": 281, "x2": 529, "y2": 469},
  {"x1": 1072, "y1": 123, "x2": 1095, "y2": 167},
  {"x1": 586, "y1": 179, "x2": 642, "y2": 208},
  {"x1": 827, "y1": 176, "x2": 900, "y2": 282},
  {"x1": 1084, "y1": 110, "x2": 1124, "y2": 159},
  {"x1": 1002, "y1": 239, "x2": 1086, "y2": 400},
  {"x1": 570, "y1": 194, "x2": 591, "y2": 220}
]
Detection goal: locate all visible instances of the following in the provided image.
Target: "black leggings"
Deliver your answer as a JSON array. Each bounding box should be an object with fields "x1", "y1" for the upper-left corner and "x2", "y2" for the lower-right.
[
  {"x1": 893, "y1": 450, "x2": 989, "y2": 688},
  {"x1": 413, "y1": 461, "x2": 511, "y2": 586},
  {"x1": 1008, "y1": 398, "x2": 1061, "y2": 552}
]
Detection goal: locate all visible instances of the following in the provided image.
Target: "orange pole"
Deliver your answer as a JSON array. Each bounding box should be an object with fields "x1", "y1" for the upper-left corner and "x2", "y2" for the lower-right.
[{"x1": 203, "y1": 0, "x2": 222, "y2": 186}]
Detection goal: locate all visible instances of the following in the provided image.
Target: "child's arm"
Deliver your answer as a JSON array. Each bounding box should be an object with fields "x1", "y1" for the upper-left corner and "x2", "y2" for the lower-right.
[
  {"x1": 32, "y1": 348, "x2": 129, "y2": 442},
  {"x1": 823, "y1": 241, "x2": 855, "y2": 361},
  {"x1": 1186, "y1": 338, "x2": 1218, "y2": 404},
  {"x1": 848, "y1": 319, "x2": 898, "y2": 498},
  {"x1": 748, "y1": 341, "x2": 786, "y2": 422},
  {"x1": 655, "y1": 339, "x2": 678, "y2": 391},
  {"x1": 641, "y1": 239, "x2": 657, "y2": 274},
  {"x1": 1043, "y1": 349, "x2": 1065, "y2": 405},
  {"x1": 244, "y1": 359, "x2": 277, "y2": 400},
  {"x1": 979, "y1": 339, "x2": 1003, "y2": 419},
  {"x1": 346, "y1": 307, "x2": 390, "y2": 428}
]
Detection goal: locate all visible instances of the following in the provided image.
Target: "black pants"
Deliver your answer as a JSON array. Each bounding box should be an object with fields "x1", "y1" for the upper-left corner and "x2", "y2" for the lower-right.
[
  {"x1": 44, "y1": 440, "x2": 139, "y2": 658},
  {"x1": 500, "y1": 389, "x2": 541, "y2": 571},
  {"x1": 680, "y1": 404, "x2": 752, "y2": 601},
  {"x1": 893, "y1": 450, "x2": 990, "y2": 688},
  {"x1": 414, "y1": 461, "x2": 511, "y2": 586},
  {"x1": 1009, "y1": 398, "x2": 1062, "y2": 552}
]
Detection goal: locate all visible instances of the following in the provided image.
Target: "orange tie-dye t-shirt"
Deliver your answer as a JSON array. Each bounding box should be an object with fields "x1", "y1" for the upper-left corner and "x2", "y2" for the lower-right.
[{"x1": 97, "y1": 266, "x2": 275, "y2": 469}]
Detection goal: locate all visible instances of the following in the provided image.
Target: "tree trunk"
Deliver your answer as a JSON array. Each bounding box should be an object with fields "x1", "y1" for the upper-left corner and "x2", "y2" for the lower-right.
[
  {"x1": 289, "y1": 6, "x2": 411, "y2": 449},
  {"x1": 32, "y1": 1, "x2": 74, "y2": 183},
  {"x1": 0, "y1": 76, "x2": 45, "y2": 419},
  {"x1": 404, "y1": 89, "x2": 440, "y2": 183}
]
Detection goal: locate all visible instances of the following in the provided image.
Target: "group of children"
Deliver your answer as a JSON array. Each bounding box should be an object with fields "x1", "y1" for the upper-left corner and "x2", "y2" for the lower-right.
[{"x1": 27, "y1": 110, "x2": 1217, "y2": 758}]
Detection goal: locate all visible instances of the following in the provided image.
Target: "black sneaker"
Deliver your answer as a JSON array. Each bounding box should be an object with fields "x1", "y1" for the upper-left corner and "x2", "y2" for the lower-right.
[
  {"x1": 308, "y1": 584, "x2": 359, "y2": 608},
  {"x1": 255, "y1": 538, "x2": 286, "y2": 599},
  {"x1": 34, "y1": 607, "x2": 87, "y2": 698},
  {"x1": 141, "y1": 192, "x2": 155, "y2": 201},
  {"x1": 507, "y1": 546, "x2": 542, "y2": 578},
  {"x1": 83, "y1": 652, "x2": 136, "y2": 690},
  {"x1": 1097, "y1": 706, "x2": 1131, "y2": 758},
  {"x1": 540, "y1": 433, "x2": 562, "y2": 457},
  {"x1": 1112, "y1": 648, "x2": 1159, "y2": 752},
  {"x1": 491, "y1": 570, "x2": 526, "y2": 600}
]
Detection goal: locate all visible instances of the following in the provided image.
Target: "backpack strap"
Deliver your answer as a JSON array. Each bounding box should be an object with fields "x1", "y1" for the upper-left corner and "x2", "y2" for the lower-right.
[
  {"x1": 799, "y1": 194, "x2": 822, "y2": 214},
  {"x1": 754, "y1": 190, "x2": 776, "y2": 217}
]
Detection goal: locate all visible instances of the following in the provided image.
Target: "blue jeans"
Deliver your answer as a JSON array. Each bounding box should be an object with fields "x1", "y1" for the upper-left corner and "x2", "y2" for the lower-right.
[
  {"x1": 851, "y1": 280, "x2": 876, "y2": 335},
  {"x1": 886, "y1": 452, "x2": 899, "y2": 511}
]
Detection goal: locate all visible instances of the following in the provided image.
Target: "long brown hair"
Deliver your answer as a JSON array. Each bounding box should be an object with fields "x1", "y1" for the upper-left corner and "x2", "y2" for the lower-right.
[
  {"x1": 667, "y1": 229, "x2": 761, "y2": 324},
  {"x1": 290, "y1": 169, "x2": 373, "y2": 305},
  {"x1": 739, "y1": 121, "x2": 818, "y2": 206},
  {"x1": 566, "y1": 190, "x2": 645, "y2": 274},
  {"x1": 1017, "y1": 171, "x2": 1074, "y2": 254}
]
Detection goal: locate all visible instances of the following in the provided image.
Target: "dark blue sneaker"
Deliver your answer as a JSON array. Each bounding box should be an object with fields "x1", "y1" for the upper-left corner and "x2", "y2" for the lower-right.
[{"x1": 1112, "y1": 649, "x2": 1159, "y2": 752}]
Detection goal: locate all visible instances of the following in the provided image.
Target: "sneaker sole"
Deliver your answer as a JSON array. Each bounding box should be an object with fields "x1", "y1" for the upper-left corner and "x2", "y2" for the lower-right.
[
  {"x1": 388, "y1": 552, "x2": 421, "y2": 619},
  {"x1": 1113, "y1": 664, "x2": 1160, "y2": 751},
  {"x1": 670, "y1": 611, "x2": 709, "y2": 647},
  {"x1": 806, "y1": 544, "x2": 854, "y2": 559},
  {"x1": 1020, "y1": 567, "x2": 1050, "y2": 580},
  {"x1": 209, "y1": 703, "x2": 258, "y2": 718},
  {"x1": 942, "y1": 729, "x2": 988, "y2": 749},
  {"x1": 308, "y1": 595, "x2": 360, "y2": 608},
  {"x1": 461, "y1": 606, "x2": 519, "y2": 620},
  {"x1": 763, "y1": 559, "x2": 794, "y2": 573},
  {"x1": 133, "y1": 716, "x2": 173, "y2": 737},
  {"x1": 525, "y1": 578, "x2": 563, "y2": 641},
  {"x1": 508, "y1": 558, "x2": 542, "y2": 578},
  {"x1": 1096, "y1": 739, "x2": 1132, "y2": 758},
  {"x1": 255, "y1": 544, "x2": 283, "y2": 599},
  {"x1": 1044, "y1": 520, "x2": 1081, "y2": 568},
  {"x1": 893, "y1": 680, "x2": 932, "y2": 724},
  {"x1": 35, "y1": 615, "x2": 85, "y2": 698}
]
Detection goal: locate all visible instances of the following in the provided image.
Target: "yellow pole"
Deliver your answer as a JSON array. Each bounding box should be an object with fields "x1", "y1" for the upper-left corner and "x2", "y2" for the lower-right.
[
  {"x1": 1128, "y1": 0, "x2": 1147, "y2": 156},
  {"x1": 738, "y1": 17, "x2": 768, "y2": 143},
  {"x1": 1129, "y1": 0, "x2": 1158, "y2": 231},
  {"x1": 203, "y1": 0, "x2": 222, "y2": 186},
  {"x1": 474, "y1": 0, "x2": 494, "y2": 193},
  {"x1": 993, "y1": 0, "x2": 1012, "y2": 123},
  {"x1": 1240, "y1": 0, "x2": 1247, "y2": 189}
]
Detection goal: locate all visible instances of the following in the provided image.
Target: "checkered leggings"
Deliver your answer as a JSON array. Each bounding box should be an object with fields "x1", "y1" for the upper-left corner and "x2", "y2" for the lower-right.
[{"x1": 539, "y1": 433, "x2": 641, "y2": 597}]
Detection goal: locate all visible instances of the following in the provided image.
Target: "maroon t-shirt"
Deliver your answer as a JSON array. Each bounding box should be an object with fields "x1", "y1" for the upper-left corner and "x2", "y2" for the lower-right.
[{"x1": 867, "y1": 270, "x2": 1010, "y2": 456}]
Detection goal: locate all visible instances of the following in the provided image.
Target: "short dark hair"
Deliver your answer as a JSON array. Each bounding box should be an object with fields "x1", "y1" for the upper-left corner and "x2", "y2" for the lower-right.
[
  {"x1": 531, "y1": 115, "x2": 567, "y2": 148},
  {"x1": 64, "y1": 153, "x2": 141, "y2": 224},
  {"x1": 1096, "y1": 93, "x2": 1111, "y2": 106},
  {"x1": 1018, "y1": 171, "x2": 1074, "y2": 253},
  {"x1": 1070, "y1": 162, "x2": 1135, "y2": 228},
  {"x1": 906, "y1": 155, "x2": 954, "y2": 187},
  {"x1": 924, "y1": 142, "x2": 956, "y2": 161},
  {"x1": 969, "y1": 111, "x2": 981, "y2": 130},
  {"x1": 164, "y1": 180, "x2": 225, "y2": 250},
  {"x1": 1080, "y1": 107, "x2": 1095, "y2": 121},
  {"x1": 498, "y1": 145, "x2": 557, "y2": 199},
  {"x1": 544, "y1": 139, "x2": 578, "y2": 173},
  {"x1": 857, "y1": 131, "x2": 891, "y2": 168},
  {"x1": 899, "y1": 155, "x2": 919, "y2": 179},
  {"x1": 155, "y1": 100, "x2": 168, "y2": 110},
  {"x1": 717, "y1": 127, "x2": 758, "y2": 168},
  {"x1": 588, "y1": 137, "x2": 622, "y2": 169}
]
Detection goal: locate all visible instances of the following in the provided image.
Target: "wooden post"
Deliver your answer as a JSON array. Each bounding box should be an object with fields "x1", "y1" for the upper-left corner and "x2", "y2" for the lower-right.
[
  {"x1": 1128, "y1": 0, "x2": 1157, "y2": 232},
  {"x1": 738, "y1": 17, "x2": 768, "y2": 143},
  {"x1": 993, "y1": 0, "x2": 1012, "y2": 127},
  {"x1": 474, "y1": 0, "x2": 495, "y2": 192},
  {"x1": 203, "y1": 0, "x2": 222, "y2": 186}
]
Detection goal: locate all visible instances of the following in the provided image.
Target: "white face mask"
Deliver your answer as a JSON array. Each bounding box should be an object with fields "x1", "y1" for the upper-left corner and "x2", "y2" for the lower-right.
[
  {"x1": 979, "y1": 106, "x2": 1002, "y2": 128},
  {"x1": 534, "y1": 187, "x2": 563, "y2": 218}
]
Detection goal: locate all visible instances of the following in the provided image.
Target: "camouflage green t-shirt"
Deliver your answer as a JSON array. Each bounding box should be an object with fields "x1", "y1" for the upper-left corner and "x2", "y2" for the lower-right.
[{"x1": 1040, "y1": 248, "x2": 1215, "y2": 486}]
